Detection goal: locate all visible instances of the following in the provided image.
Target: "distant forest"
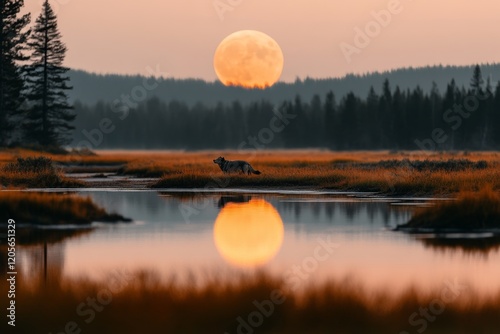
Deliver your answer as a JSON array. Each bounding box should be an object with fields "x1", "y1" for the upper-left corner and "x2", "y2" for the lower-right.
[
  {"x1": 69, "y1": 64, "x2": 500, "y2": 107},
  {"x1": 73, "y1": 66, "x2": 500, "y2": 150}
]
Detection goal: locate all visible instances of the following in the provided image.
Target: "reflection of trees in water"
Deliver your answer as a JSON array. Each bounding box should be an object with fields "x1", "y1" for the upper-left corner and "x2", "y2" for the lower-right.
[
  {"x1": 160, "y1": 192, "x2": 214, "y2": 211},
  {"x1": 344, "y1": 203, "x2": 358, "y2": 221},
  {"x1": 157, "y1": 193, "x2": 413, "y2": 227},
  {"x1": 325, "y1": 203, "x2": 335, "y2": 219},
  {"x1": 293, "y1": 203, "x2": 301, "y2": 218},
  {"x1": 0, "y1": 248, "x2": 8, "y2": 277},
  {"x1": 16, "y1": 228, "x2": 92, "y2": 246},
  {"x1": 217, "y1": 195, "x2": 252, "y2": 208},
  {"x1": 276, "y1": 200, "x2": 411, "y2": 225},
  {"x1": 419, "y1": 236, "x2": 500, "y2": 256},
  {"x1": 0, "y1": 228, "x2": 93, "y2": 284},
  {"x1": 21, "y1": 243, "x2": 65, "y2": 283},
  {"x1": 91, "y1": 191, "x2": 165, "y2": 216},
  {"x1": 311, "y1": 202, "x2": 321, "y2": 219},
  {"x1": 367, "y1": 204, "x2": 377, "y2": 222}
]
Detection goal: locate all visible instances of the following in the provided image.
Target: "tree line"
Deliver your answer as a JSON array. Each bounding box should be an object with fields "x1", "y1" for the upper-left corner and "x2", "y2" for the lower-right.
[
  {"x1": 0, "y1": 0, "x2": 73, "y2": 149},
  {"x1": 72, "y1": 66, "x2": 500, "y2": 150},
  {"x1": 67, "y1": 64, "x2": 500, "y2": 108}
]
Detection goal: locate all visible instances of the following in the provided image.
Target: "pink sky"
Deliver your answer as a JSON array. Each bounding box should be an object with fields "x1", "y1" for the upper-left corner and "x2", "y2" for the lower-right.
[{"x1": 24, "y1": 0, "x2": 500, "y2": 81}]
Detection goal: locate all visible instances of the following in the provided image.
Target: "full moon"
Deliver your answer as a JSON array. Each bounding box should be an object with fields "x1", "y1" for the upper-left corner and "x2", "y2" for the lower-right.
[
  {"x1": 213, "y1": 199, "x2": 284, "y2": 268},
  {"x1": 213, "y1": 30, "x2": 284, "y2": 89}
]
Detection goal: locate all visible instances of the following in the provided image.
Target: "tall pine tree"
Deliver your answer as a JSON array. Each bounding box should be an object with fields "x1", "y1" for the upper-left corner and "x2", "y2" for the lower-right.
[
  {"x1": 470, "y1": 65, "x2": 484, "y2": 93},
  {"x1": 0, "y1": 0, "x2": 30, "y2": 146},
  {"x1": 24, "y1": 0, "x2": 73, "y2": 147}
]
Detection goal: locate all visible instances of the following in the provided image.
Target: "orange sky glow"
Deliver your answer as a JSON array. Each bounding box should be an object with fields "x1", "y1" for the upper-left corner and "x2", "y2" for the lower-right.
[{"x1": 23, "y1": 0, "x2": 500, "y2": 81}]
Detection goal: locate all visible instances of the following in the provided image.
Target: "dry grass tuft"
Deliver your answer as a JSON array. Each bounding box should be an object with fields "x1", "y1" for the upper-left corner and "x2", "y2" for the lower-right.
[{"x1": 0, "y1": 156, "x2": 84, "y2": 188}]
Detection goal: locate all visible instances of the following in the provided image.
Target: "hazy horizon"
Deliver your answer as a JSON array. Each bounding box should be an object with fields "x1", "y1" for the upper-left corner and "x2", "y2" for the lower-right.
[
  {"x1": 23, "y1": 0, "x2": 500, "y2": 82},
  {"x1": 68, "y1": 62, "x2": 500, "y2": 82}
]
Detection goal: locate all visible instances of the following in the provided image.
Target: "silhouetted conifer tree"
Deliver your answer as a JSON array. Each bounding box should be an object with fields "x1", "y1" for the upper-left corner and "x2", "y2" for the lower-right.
[
  {"x1": 0, "y1": 0, "x2": 30, "y2": 146},
  {"x1": 324, "y1": 91, "x2": 337, "y2": 148},
  {"x1": 470, "y1": 65, "x2": 484, "y2": 93},
  {"x1": 24, "y1": 0, "x2": 74, "y2": 147}
]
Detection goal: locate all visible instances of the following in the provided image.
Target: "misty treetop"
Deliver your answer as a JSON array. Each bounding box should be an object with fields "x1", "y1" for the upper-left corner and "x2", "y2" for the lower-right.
[{"x1": 72, "y1": 66, "x2": 500, "y2": 151}]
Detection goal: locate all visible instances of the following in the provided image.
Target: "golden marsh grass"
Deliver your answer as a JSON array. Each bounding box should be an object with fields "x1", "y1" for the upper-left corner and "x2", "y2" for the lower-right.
[
  {"x1": 1, "y1": 270, "x2": 498, "y2": 334},
  {"x1": 1, "y1": 149, "x2": 499, "y2": 195}
]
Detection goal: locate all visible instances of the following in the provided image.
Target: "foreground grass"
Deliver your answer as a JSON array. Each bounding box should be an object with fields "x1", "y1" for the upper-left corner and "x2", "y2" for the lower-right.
[
  {"x1": 0, "y1": 192, "x2": 130, "y2": 225},
  {"x1": 2, "y1": 271, "x2": 499, "y2": 334},
  {"x1": 398, "y1": 187, "x2": 500, "y2": 231}
]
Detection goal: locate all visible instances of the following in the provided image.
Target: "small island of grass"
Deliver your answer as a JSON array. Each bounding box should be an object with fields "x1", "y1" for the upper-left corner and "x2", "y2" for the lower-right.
[
  {"x1": 396, "y1": 187, "x2": 500, "y2": 232},
  {"x1": 0, "y1": 192, "x2": 131, "y2": 225}
]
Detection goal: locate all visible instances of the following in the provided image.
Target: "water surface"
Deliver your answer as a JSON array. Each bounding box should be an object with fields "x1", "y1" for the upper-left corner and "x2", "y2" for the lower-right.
[{"x1": 16, "y1": 190, "x2": 500, "y2": 295}]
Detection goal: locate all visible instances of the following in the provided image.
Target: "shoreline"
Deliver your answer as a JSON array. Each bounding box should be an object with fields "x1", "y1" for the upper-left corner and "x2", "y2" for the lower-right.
[{"x1": 1, "y1": 184, "x2": 455, "y2": 200}]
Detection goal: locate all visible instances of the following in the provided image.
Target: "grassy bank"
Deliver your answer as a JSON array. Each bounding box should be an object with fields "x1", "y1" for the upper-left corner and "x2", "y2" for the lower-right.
[
  {"x1": 396, "y1": 187, "x2": 500, "y2": 231},
  {"x1": 0, "y1": 192, "x2": 130, "y2": 225},
  {"x1": 151, "y1": 163, "x2": 498, "y2": 195},
  {"x1": 2, "y1": 271, "x2": 498, "y2": 334},
  {"x1": 1, "y1": 149, "x2": 499, "y2": 195},
  {"x1": 0, "y1": 156, "x2": 83, "y2": 188},
  {"x1": 148, "y1": 151, "x2": 500, "y2": 196}
]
